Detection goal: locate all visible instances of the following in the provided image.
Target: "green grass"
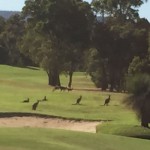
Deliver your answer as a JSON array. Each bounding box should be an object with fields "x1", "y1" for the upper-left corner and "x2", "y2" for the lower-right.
[
  {"x1": 0, "y1": 128, "x2": 150, "y2": 150},
  {"x1": 0, "y1": 65, "x2": 134, "y2": 121},
  {"x1": 0, "y1": 65, "x2": 150, "y2": 149}
]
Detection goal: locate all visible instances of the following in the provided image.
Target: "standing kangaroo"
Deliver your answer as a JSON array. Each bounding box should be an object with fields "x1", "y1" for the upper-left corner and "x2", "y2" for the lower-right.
[
  {"x1": 104, "y1": 95, "x2": 111, "y2": 106},
  {"x1": 75, "y1": 95, "x2": 82, "y2": 105},
  {"x1": 32, "y1": 100, "x2": 40, "y2": 110}
]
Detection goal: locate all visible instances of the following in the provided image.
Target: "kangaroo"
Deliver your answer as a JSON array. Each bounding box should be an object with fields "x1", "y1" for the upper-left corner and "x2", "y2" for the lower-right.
[
  {"x1": 22, "y1": 98, "x2": 29, "y2": 103},
  {"x1": 104, "y1": 95, "x2": 111, "y2": 106},
  {"x1": 32, "y1": 100, "x2": 40, "y2": 110},
  {"x1": 53, "y1": 85, "x2": 68, "y2": 91},
  {"x1": 42, "y1": 96, "x2": 47, "y2": 101},
  {"x1": 75, "y1": 95, "x2": 82, "y2": 105}
]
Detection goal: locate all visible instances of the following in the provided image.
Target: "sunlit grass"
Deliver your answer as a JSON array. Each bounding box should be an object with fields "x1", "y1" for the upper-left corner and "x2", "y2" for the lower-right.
[
  {"x1": 0, "y1": 128, "x2": 150, "y2": 150},
  {"x1": 0, "y1": 65, "x2": 137, "y2": 122}
]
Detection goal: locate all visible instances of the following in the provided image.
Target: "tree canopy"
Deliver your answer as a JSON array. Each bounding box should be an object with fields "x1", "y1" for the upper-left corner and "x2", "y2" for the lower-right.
[
  {"x1": 21, "y1": 0, "x2": 94, "y2": 86},
  {"x1": 0, "y1": 0, "x2": 149, "y2": 91}
]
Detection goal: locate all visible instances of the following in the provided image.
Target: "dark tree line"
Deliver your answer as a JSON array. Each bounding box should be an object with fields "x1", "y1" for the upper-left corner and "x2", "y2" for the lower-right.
[
  {"x1": 0, "y1": 14, "x2": 33, "y2": 66},
  {"x1": 86, "y1": 0, "x2": 150, "y2": 92}
]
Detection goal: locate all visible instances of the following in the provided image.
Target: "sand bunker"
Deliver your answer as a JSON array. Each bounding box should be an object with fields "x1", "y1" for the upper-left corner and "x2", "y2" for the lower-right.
[{"x1": 0, "y1": 117, "x2": 101, "y2": 133}]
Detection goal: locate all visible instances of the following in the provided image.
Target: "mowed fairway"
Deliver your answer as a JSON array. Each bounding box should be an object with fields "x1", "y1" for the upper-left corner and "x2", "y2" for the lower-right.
[
  {"x1": 0, "y1": 65, "x2": 150, "y2": 150},
  {"x1": 0, "y1": 128, "x2": 150, "y2": 150}
]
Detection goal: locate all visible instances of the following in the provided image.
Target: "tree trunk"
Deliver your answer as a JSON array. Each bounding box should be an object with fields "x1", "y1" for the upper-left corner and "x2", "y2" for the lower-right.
[
  {"x1": 141, "y1": 105, "x2": 149, "y2": 128},
  {"x1": 101, "y1": 78, "x2": 107, "y2": 91},
  {"x1": 141, "y1": 114, "x2": 149, "y2": 128},
  {"x1": 68, "y1": 62, "x2": 74, "y2": 88},
  {"x1": 68, "y1": 71, "x2": 73, "y2": 88},
  {"x1": 109, "y1": 72, "x2": 115, "y2": 92},
  {"x1": 101, "y1": 63, "x2": 108, "y2": 91},
  {"x1": 47, "y1": 69, "x2": 61, "y2": 86}
]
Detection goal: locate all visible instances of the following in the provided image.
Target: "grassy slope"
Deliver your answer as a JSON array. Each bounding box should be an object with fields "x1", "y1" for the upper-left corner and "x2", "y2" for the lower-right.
[
  {"x1": 0, "y1": 65, "x2": 135, "y2": 121},
  {"x1": 0, "y1": 65, "x2": 150, "y2": 149}
]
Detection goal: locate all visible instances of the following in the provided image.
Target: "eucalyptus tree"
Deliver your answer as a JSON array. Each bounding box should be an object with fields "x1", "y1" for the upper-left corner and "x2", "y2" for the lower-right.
[
  {"x1": 0, "y1": 16, "x2": 5, "y2": 33},
  {"x1": 21, "y1": 0, "x2": 94, "y2": 86},
  {"x1": 0, "y1": 16, "x2": 7, "y2": 63},
  {"x1": 88, "y1": 0, "x2": 149, "y2": 91},
  {"x1": 91, "y1": 0, "x2": 147, "y2": 21},
  {"x1": 149, "y1": 30, "x2": 150, "y2": 52},
  {"x1": 0, "y1": 14, "x2": 25, "y2": 66}
]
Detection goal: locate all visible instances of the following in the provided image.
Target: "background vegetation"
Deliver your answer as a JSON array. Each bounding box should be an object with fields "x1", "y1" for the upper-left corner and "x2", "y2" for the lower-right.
[{"x1": 0, "y1": 0, "x2": 149, "y2": 90}]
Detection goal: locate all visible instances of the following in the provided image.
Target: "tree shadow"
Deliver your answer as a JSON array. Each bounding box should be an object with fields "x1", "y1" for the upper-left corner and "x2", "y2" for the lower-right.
[
  {"x1": 26, "y1": 66, "x2": 39, "y2": 70},
  {"x1": 72, "y1": 103, "x2": 86, "y2": 106},
  {"x1": 117, "y1": 125, "x2": 150, "y2": 140},
  {"x1": 132, "y1": 135, "x2": 150, "y2": 140},
  {"x1": 99, "y1": 104, "x2": 119, "y2": 106}
]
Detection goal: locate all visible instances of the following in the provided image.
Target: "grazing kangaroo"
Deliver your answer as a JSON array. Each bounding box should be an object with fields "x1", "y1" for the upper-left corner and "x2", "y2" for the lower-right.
[
  {"x1": 42, "y1": 96, "x2": 47, "y2": 101},
  {"x1": 32, "y1": 100, "x2": 40, "y2": 110},
  {"x1": 22, "y1": 98, "x2": 29, "y2": 103},
  {"x1": 75, "y1": 95, "x2": 82, "y2": 105},
  {"x1": 60, "y1": 86, "x2": 68, "y2": 91},
  {"x1": 53, "y1": 85, "x2": 60, "y2": 91},
  {"x1": 104, "y1": 95, "x2": 111, "y2": 106},
  {"x1": 67, "y1": 87, "x2": 73, "y2": 91},
  {"x1": 53, "y1": 85, "x2": 68, "y2": 91}
]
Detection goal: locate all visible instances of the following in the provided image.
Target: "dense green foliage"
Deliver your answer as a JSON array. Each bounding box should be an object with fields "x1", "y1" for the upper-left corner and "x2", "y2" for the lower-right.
[
  {"x1": 20, "y1": 0, "x2": 94, "y2": 86},
  {"x1": 124, "y1": 74, "x2": 150, "y2": 127},
  {"x1": 88, "y1": 0, "x2": 150, "y2": 91}
]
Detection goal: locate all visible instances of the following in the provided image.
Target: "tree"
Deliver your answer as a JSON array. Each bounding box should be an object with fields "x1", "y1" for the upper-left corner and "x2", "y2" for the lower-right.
[
  {"x1": 128, "y1": 56, "x2": 150, "y2": 75},
  {"x1": 91, "y1": 0, "x2": 144, "y2": 21},
  {"x1": 125, "y1": 27, "x2": 150, "y2": 128},
  {"x1": 149, "y1": 31, "x2": 150, "y2": 52},
  {"x1": 124, "y1": 74, "x2": 150, "y2": 128},
  {"x1": 21, "y1": 0, "x2": 94, "y2": 86},
  {"x1": 0, "y1": 14, "x2": 26, "y2": 66},
  {"x1": 20, "y1": 29, "x2": 63, "y2": 85},
  {"x1": 0, "y1": 16, "x2": 7, "y2": 64},
  {"x1": 86, "y1": 48, "x2": 108, "y2": 90},
  {"x1": 128, "y1": 19, "x2": 150, "y2": 75},
  {"x1": 87, "y1": 0, "x2": 149, "y2": 91}
]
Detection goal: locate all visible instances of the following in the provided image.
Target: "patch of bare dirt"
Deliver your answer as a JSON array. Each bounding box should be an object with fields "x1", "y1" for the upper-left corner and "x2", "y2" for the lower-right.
[{"x1": 0, "y1": 117, "x2": 101, "y2": 133}]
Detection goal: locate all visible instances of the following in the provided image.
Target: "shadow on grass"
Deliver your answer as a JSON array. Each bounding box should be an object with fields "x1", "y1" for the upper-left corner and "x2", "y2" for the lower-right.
[
  {"x1": 132, "y1": 135, "x2": 150, "y2": 140},
  {"x1": 0, "y1": 112, "x2": 111, "y2": 122},
  {"x1": 26, "y1": 66, "x2": 39, "y2": 70},
  {"x1": 10, "y1": 65, "x2": 39, "y2": 70},
  {"x1": 99, "y1": 105, "x2": 119, "y2": 106},
  {"x1": 97, "y1": 123, "x2": 150, "y2": 140},
  {"x1": 72, "y1": 104, "x2": 86, "y2": 106},
  {"x1": 130, "y1": 126, "x2": 150, "y2": 140}
]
